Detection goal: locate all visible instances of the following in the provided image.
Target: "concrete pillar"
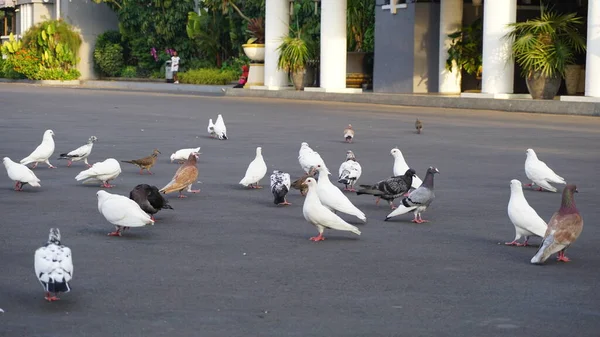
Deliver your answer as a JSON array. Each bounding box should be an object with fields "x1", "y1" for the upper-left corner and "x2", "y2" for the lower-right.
[
  {"x1": 320, "y1": 0, "x2": 347, "y2": 91},
  {"x1": 264, "y1": 0, "x2": 289, "y2": 89},
  {"x1": 585, "y1": 0, "x2": 600, "y2": 97},
  {"x1": 438, "y1": 0, "x2": 463, "y2": 93},
  {"x1": 481, "y1": 0, "x2": 516, "y2": 94}
]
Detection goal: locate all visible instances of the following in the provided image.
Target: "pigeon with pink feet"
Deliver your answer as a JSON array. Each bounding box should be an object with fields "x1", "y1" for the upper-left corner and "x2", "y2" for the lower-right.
[
  {"x1": 303, "y1": 177, "x2": 361, "y2": 242},
  {"x1": 3, "y1": 157, "x2": 41, "y2": 191},
  {"x1": 356, "y1": 168, "x2": 415, "y2": 209},
  {"x1": 97, "y1": 190, "x2": 155, "y2": 237},
  {"x1": 34, "y1": 228, "x2": 73, "y2": 302},
  {"x1": 384, "y1": 167, "x2": 439, "y2": 223},
  {"x1": 58, "y1": 136, "x2": 97, "y2": 168},
  {"x1": 75, "y1": 158, "x2": 121, "y2": 188},
  {"x1": 338, "y1": 150, "x2": 362, "y2": 192},
  {"x1": 531, "y1": 184, "x2": 583, "y2": 264},
  {"x1": 506, "y1": 179, "x2": 547, "y2": 246},
  {"x1": 20, "y1": 129, "x2": 56, "y2": 169}
]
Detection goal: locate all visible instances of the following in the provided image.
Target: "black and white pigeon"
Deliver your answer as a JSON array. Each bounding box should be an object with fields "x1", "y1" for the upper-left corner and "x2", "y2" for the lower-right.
[
  {"x1": 338, "y1": 150, "x2": 362, "y2": 192},
  {"x1": 129, "y1": 184, "x2": 174, "y2": 221},
  {"x1": 356, "y1": 168, "x2": 416, "y2": 209},
  {"x1": 57, "y1": 136, "x2": 97, "y2": 168},
  {"x1": 34, "y1": 228, "x2": 73, "y2": 302},
  {"x1": 270, "y1": 170, "x2": 291, "y2": 206},
  {"x1": 385, "y1": 167, "x2": 439, "y2": 223}
]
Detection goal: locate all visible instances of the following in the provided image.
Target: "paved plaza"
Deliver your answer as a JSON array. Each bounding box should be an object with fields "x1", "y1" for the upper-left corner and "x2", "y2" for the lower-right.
[{"x1": 0, "y1": 84, "x2": 599, "y2": 337}]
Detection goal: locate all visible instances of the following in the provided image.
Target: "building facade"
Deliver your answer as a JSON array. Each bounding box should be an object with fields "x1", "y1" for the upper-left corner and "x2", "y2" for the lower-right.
[
  {"x1": 263, "y1": 0, "x2": 597, "y2": 99},
  {"x1": 0, "y1": 0, "x2": 118, "y2": 80}
]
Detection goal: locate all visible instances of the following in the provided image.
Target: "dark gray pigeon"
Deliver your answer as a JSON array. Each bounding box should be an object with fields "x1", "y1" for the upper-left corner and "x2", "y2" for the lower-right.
[
  {"x1": 384, "y1": 167, "x2": 439, "y2": 223},
  {"x1": 129, "y1": 184, "x2": 173, "y2": 220},
  {"x1": 356, "y1": 168, "x2": 416, "y2": 209}
]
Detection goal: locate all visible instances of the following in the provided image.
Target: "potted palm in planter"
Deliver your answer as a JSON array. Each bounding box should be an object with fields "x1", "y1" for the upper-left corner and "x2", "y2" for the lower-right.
[
  {"x1": 242, "y1": 17, "x2": 265, "y2": 62},
  {"x1": 504, "y1": 9, "x2": 585, "y2": 100},
  {"x1": 277, "y1": 30, "x2": 311, "y2": 90}
]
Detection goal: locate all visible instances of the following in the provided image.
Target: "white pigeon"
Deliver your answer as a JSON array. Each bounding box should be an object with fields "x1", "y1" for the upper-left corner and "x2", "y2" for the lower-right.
[
  {"x1": 391, "y1": 148, "x2": 422, "y2": 189},
  {"x1": 338, "y1": 150, "x2": 362, "y2": 192},
  {"x1": 302, "y1": 177, "x2": 361, "y2": 241},
  {"x1": 315, "y1": 164, "x2": 366, "y2": 222},
  {"x1": 57, "y1": 136, "x2": 97, "y2": 167},
  {"x1": 240, "y1": 147, "x2": 268, "y2": 188},
  {"x1": 506, "y1": 179, "x2": 548, "y2": 246},
  {"x1": 20, "y1": 129, "x2": 56, "y2": 169},
  {"x1": 298, "y1": 142, "x2": 326, "y2": 173},
  {"x1": 3, "y1": 157, "x2": 41, "y2": 191},
  {"x1": 524, "y1": 148, "x2": 566, "y2": 192},
  {"x1": 207, "y1": 119, "x2": 216, "y2": 138},
  {"x1": 34, "y1": 228, "x2": 73, "y2": 302},
  {"x1": 75, "y1": 158, "x2": 121, "y2": 188},
  {"x1": 214, "y1": 114, "x2": 228, "y2": 140},
  {"x1": 97, "y1": 190, "x2": 155, "y2": 236},
  {"x1": 170, "y1": 147, "x2": 201, "y2": 163}
]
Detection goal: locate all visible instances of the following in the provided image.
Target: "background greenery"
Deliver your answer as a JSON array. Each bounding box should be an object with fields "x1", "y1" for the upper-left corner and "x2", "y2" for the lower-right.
[{"x1": 1, "y1": 0, "x2": 376, "y2": 83}]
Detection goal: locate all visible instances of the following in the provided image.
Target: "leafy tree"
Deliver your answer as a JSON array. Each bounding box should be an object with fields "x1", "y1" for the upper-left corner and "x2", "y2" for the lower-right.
[{"x1": 93, "y1": 0, "x2": 197, "y2": 72}]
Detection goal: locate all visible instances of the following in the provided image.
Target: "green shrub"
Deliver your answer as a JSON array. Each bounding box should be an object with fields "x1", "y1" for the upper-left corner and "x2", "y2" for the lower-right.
[
  {"x1": 178, "y1": 68, "x2": 237, "y2": 85},
  {"x1": 11, "y1": 48, "x2": 41, "y2": 79},
  {"x1": 36, "y1": 68, "x2": 80, "y2": 81},
  {"x1": 22, "y1": 19, "x2": 81, "y2": 70},
  {"x1": 220, "y1": 56, "x2": 249, "y2": 77},
  {"x1": 94, "y1": 43, "x2": 124, "y2": 77},
  {"x1": 149, "y1": 70, "x2": 163, "y2": 79},
  {"x1": 96, "y1": 30, "x2": 122, "y2": 49},
  {"x1": 120, "y1": 65, "x2": 137, "y2": 78}
]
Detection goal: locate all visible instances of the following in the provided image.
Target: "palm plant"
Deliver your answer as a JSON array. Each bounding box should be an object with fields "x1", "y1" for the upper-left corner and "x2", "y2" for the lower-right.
[
  {"x1": 277, "y1": 27, "x2": 312, "y2": 90},
  {"x1": 505, "y1": 8, "x2": 586, "y2": 79},
  {"x1": 277, "y1": 31, "x2": 311, "y2": 74}
]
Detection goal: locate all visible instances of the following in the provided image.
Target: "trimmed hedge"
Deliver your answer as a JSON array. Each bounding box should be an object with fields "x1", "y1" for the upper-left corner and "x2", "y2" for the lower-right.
[{"x1": 178, "y1": 68, "x2": 237, "y2": 85}]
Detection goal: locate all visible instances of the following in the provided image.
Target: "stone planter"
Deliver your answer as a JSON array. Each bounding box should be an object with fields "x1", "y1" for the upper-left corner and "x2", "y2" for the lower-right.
[
  {"x1": 526, "y1": 71, "x2": 561, "y2": 100},
  {"x1": 242, "y1": 44, "x2": 265, "y2": 62},
  {"x1": 292, "y1": 71, "x2": 305, "y2": 90},
  {"x1": 242, "y1": 44, "x2": 265, "y2": 87},
  {"x1": 565, "y1": 65, "x2": 583, "y2": 95}
]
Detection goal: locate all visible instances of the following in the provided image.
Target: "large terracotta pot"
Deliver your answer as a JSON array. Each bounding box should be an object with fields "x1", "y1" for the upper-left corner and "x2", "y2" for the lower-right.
[
  {"x1": 526, "y1": 71, "x2": 561, "y2": 100},
  {"x1": 292, "y1": 70, "x2": 305, "y2": 90}
]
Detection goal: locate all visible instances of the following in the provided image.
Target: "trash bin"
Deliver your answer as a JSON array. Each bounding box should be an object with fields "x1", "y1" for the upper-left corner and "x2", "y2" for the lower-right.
[{"x1": 165, "y1": 60, "x2": 173, "y2": 83}]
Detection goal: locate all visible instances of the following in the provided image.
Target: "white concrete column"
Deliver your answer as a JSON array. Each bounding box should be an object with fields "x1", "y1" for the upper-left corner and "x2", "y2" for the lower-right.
[
  {"x1": 481, "y1": 0, "x2": 516, "y2": 94},
  {"x1": 320, "y1": 0, "x2": 347, "y2": 91},
  {"x1": 264, "y1": 0, "x2": 289, "y2": 89},
  {"x1": 438, "y1": 0, "x2": 463, "y2": 93},
  {"x1": 585, "y1": 0, "x2": 600, "y2": 97}
]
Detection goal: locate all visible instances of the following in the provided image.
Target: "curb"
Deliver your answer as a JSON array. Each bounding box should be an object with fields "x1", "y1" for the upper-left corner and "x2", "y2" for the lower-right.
[
  {"x1": 0, "y1": 79, "x2": 80, "y2": 86},
  {"x1": 81, "y1": 80, "x2": 228, "y2": 94},
  {"x1": 223, "y1": 88, "x2": 600, "y2": 117}
]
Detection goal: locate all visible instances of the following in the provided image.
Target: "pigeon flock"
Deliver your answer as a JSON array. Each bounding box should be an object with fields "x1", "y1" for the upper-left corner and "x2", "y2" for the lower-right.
[{"x1": 1, "y1": 114, "x2": 584, "y2": 305}]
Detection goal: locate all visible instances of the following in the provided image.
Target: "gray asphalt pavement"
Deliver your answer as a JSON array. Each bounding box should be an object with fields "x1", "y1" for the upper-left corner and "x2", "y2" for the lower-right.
[{"x1": 0, "y1": 83, "x2": 599, "y2": 337}]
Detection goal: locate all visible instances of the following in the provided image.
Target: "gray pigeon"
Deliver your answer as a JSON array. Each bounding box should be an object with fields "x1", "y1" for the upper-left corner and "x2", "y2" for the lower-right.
[
  {"x1": 384, "y1": 167, "x2": 439, "y2": 223},
  {"x1": 130, "y1": 184, "x2": 174, "y2": 221},
  {"x1": 356, "y1": 168, "x2": 416, "y2": 209}
]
